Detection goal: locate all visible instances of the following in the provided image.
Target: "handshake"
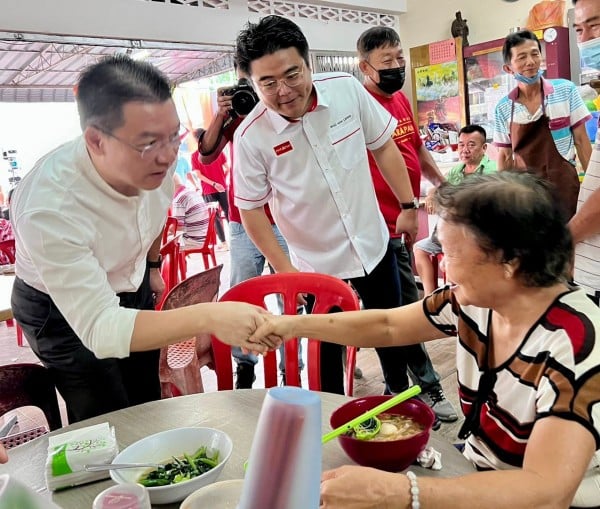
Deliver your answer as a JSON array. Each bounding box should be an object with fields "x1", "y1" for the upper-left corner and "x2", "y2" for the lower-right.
[{"x1": 207, "y1": 301, "x2": 298, "y2": 355}]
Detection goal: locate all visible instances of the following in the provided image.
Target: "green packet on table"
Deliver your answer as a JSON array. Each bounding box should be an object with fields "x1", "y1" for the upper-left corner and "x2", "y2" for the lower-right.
[{"x1": 44, "y1": 422, "x2": 118, "y2": 491}]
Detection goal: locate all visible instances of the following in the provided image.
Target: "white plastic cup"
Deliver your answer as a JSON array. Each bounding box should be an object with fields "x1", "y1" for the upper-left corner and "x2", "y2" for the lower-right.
[
  {"x1": 238, "y1": 386, "x2": 322, "y2": 509},
  {"x1": 92, "y1": 483, "x2": 151, "y2": 509}
]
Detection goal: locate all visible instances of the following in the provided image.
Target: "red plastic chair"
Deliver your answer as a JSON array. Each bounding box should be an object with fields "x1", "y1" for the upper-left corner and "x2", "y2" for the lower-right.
[
  {"x1": 156, "y1": 233, "x2": 182, "y2": 309},
  {"x1": 211, "y1": 272, "x2": 360, "y2": 396},
  {"x1": 158, "y1": 264, "x2": 223, "y2": 398},
  {"x1": 0, "y1": 239, "x2": 15, "y2": 264},
  {"x1": 161, "y1": 216, "x2": 179, "y2": 246},
  {"x1": 0, "y1": 363, "x2": 62, "y2": 449},
  {"x1": 178, "y1": 207, "x2": 218, "y2": 277},
  {"x1": 0, "y1": 238, "x2": 23, "y2": 347}
]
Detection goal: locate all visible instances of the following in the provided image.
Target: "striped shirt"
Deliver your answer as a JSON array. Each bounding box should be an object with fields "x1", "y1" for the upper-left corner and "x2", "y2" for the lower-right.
[
  {"x1": 171, "y1": 185, "x2": 210, "y2": 247},
  {"x1": 493, "y1": 78, "x2": 591, "y2": 163},
  {"x1": 574, "y1": 125, "x2": 600, "y2": 297},
  {"x1": 424, "y1": 287, "x2": 600, "y2": 477}
]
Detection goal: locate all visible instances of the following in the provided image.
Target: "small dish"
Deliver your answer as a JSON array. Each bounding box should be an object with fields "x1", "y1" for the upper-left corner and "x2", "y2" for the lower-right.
[
  {"x1": 180, "y1": 479, "x2": 244, "y2": 509},
  {"x1": 110, "y1": 427, "x2": 233, "y2": 505}
]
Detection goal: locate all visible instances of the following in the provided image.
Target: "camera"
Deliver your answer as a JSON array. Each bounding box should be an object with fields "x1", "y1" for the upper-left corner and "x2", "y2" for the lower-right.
[{"x1": 218, "y1": 78, "x2": 259, "y2": 118}]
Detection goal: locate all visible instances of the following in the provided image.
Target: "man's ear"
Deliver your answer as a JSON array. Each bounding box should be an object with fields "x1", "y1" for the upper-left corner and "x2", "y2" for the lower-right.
[
  {"x1": 84, "y1": 126, "x2": 105, "y2": 156},
  {"x1": 502, "y1": 63, "x2": 513, "y2": 75},
  {"x1": 482, "y1": 143, "x2": 488, "y2": 152},
  {"x1": 358, "y1": 59, "x2": 375, "y2": 81}
]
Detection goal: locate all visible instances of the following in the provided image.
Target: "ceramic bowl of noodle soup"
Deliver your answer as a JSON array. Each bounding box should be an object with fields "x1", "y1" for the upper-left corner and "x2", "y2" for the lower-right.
[{"x1": 330, "y1": 395, "x2": 436, "y2": 471}]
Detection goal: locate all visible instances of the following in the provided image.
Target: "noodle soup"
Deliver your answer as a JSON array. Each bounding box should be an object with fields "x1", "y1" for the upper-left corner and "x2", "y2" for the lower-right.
[{"x1": 350, "y1": 413, "x2": 424, "y2": 441}]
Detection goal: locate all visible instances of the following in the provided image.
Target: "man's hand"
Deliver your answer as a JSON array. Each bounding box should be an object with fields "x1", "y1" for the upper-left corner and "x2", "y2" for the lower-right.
[
  {"x1": 213, "y1": 182, "x2": 226, "y2": 193},
  {"x1": 0, "y1": 443, "x2": 8, "y2": 464},
  {"x1": 395, "y1": 208, "x2": 418, "y2": 239},
  {"x1": 206, "y1": 302, "x2": 280, "y2": 353},
  {"x1": 320, "y1": 465, "x2": 406, "y2": 509},
  {"x1": 149, "y1": 268, "x2": 166, "y2": 307},
  {"x1": 217, "y1": 93, "x2": 233, "y2": 118},
  {"x1": 249, "y1": 314, "x2": 298, "y2": 347},
  {"x1": 424, "y1": 187, "x2": 436, "y2": 215}
]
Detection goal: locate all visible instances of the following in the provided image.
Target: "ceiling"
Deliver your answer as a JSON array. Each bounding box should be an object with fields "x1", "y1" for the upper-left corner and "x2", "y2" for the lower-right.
[{"x1": 0, "y1": 32, "x2": 234, "y2": 102}]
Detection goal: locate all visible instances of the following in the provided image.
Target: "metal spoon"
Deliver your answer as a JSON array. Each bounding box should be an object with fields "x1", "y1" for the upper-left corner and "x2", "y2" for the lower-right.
[{"x1": 84, "y1": 462, "x2": 162, "y2": 472}]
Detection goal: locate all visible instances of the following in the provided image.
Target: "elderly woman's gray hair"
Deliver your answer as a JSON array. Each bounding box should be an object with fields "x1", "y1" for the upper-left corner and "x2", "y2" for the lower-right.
[{"x1": 433, "y1": 171, "x2": 572, "y2": 288}]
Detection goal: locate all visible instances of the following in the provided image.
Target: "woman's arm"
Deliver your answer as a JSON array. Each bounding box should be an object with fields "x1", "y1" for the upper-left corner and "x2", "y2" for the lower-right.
[
  {"x1": 321, "y1": 418, "x2": 595, "y2": 509},
  {"x1": 251, "y1": 300, "x2": 445, "y2": 348}
]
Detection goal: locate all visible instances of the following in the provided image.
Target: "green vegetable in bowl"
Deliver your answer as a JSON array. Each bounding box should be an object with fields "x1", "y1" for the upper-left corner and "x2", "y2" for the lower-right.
[{"x1": 137, "y1": 446, "x2": 219, "y2": 487}]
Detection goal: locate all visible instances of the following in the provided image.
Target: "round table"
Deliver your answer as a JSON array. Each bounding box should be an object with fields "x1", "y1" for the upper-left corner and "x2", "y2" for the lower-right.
[{"x1": 0, "y1": 389, "x2": 474, "y2": 508}]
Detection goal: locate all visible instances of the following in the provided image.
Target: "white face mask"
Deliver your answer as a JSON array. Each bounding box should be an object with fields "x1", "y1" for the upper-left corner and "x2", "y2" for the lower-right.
[{"x1": 579, "y1": 37, "x2": 600, "y2": 70}]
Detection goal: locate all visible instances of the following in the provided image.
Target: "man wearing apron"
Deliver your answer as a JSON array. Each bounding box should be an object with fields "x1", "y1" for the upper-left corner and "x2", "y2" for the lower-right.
[{"x1": 493, "y1": 30, "x2": 591, "y2": 219}]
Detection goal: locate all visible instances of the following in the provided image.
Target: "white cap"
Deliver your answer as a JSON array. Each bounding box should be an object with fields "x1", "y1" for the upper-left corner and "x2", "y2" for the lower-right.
[{"x1": 92, "y1": 483, "x2": 150, "y2": 509}]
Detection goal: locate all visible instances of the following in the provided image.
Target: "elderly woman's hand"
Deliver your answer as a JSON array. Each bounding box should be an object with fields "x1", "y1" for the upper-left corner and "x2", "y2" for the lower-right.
[
  {"x1": 320, "y1": 465, "x2": 407, "y2": 509},
  {"x1": 249, "y1": 314, "x2": 298, "y2": 347}
]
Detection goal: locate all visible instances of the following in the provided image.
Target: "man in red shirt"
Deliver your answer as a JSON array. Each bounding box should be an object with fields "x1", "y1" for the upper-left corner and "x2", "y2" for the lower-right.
[
  {"x1": 191, "y1": 130, "x2": 229, "y2": 250},
  {"x1": 357, "y1": 26, "x2": 457, "y2": 422}
]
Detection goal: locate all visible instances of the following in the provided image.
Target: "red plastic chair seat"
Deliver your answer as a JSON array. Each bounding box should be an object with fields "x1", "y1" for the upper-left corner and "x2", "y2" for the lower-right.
[{"x1": 211, "y1": 272, "x2": 360, "y2": 396}]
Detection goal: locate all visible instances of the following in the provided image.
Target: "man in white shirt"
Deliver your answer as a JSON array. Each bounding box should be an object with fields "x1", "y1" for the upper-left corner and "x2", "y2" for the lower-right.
[
  {"x1": 571, "y1": 0, "x2": 600, "y2": 303},
  {"x1": 10, "y1": 56, "x2": 271, "y2": 423},
  {"x1": 233, "y1": 16, "x2": 419, "y2": 394}
]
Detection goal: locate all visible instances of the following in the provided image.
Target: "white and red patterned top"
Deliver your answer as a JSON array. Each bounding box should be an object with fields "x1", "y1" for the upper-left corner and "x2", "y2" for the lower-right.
[{"x1": 424, "y1": 287, "x2": 600, "y2": 480}]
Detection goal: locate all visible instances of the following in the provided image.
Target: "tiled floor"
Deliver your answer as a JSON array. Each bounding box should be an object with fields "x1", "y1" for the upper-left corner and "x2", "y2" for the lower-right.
[{"x1": 0, "y1": 242, "x2": 463, "y2": 445}]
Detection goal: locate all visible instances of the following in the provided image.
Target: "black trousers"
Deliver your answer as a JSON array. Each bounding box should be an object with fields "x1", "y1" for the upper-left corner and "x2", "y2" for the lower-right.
[
  {"x1": 11, "y1": 268, "x2": 160, "y2": 424},
  {"x1": 319, "y1": 243, "x2": 409, "y2": 395}
]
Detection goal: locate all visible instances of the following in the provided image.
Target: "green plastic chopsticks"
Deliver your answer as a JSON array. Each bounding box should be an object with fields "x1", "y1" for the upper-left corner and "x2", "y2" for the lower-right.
[{"x1": 321, "y1": 385, "x2": 422, "y2": 444}]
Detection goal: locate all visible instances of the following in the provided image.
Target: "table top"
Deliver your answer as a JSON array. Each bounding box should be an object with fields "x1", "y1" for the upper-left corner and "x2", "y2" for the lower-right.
[
  {"x1": 0, "y1": 390, "x2": 474, "y2": 509},
  {"x1": 0, "y1": 274, "x2": 14, "y2": 322}
]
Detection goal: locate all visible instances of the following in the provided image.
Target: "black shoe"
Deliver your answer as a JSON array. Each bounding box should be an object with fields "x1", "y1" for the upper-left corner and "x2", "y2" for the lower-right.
[{"x1": 235, "y1": 364, "x2": 256, "y2": 389}]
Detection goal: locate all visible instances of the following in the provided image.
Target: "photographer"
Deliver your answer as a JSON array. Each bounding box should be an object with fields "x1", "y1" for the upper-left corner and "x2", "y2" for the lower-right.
[{"x1": 198, "y1": 72, "x2": 295, "y2": 389}]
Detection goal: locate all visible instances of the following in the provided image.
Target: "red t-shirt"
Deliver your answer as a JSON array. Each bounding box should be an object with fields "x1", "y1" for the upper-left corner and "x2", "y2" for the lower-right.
[
  {"x1": 191, "y1": 151, "x2": 227, "y2": 195},
  {"x1": 366, "y1": 89, "x2": 422, "y2": 237}
]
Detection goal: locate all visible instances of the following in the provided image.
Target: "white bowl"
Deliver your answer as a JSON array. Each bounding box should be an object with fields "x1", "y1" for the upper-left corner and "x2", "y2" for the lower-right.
[
  {"x1": 109, "y1": 427, "x2": 233, "y2": 505},
  {"x1": 180, "y1": 479, "x2": 244, "y2": 509}
]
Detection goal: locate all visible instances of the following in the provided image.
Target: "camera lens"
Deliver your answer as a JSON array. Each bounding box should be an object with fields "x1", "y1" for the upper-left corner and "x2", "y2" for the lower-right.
[{"x1": 232, "y1": 90, "x2": 258, "y2": 116}]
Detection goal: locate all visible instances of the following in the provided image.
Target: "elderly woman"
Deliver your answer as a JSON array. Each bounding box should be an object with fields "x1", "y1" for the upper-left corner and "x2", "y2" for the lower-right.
[{"x1": 251, "y1": 172, "x2": 600, "y2": 509}]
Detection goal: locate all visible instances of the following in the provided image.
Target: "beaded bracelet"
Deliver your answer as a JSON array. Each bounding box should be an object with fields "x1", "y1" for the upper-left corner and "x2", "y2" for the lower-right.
[{"x1": 406, "y1": 471, "x2": 420, "y2": 509}]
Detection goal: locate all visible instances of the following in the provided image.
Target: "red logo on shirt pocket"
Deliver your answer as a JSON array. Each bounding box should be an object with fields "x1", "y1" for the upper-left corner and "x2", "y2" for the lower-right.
[{"x1": 274, "y1": 141, "x2": 293, "y2": 156}]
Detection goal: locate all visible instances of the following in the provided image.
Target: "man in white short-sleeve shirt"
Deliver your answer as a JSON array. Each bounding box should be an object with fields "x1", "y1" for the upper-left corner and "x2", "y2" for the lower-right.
[
  {"x1": 233, "y1": 15, "x2": 420, "y2": 395},
  {"x1": 10, "y1": 56, "x2": 272, "y2": 423},
  {"x1": 571, "y1": 0, "x2": 600, "y2": 303}
]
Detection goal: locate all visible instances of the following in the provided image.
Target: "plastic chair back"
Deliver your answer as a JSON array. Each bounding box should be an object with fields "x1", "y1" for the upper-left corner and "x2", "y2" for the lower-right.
[
  {"x1": 161, "y1": 216, "x2": 179, "y2": 246},
  {"x1": 179, "y1": 207, "x2": 218, "y2": 275},
  {"x1": 211, "y1": 272, "x2": 360, "y2": 395},
  {"x1": 157, "y1": 233, "x2": 182, "y2": 309},
  {"x1": 158, "y1": 264, "x2": 223, "y2": 398},
  {"x1": 0, "y1": 363, "x2": 62, "y2": 447}
]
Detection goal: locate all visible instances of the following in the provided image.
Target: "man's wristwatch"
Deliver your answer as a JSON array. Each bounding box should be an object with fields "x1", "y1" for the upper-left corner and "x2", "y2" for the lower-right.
[
  {"x1": 400, "y1": 197, "x2": 420, "y2": 210},
  {"x1": 147, "y1": 255, "x2": 162, "y2": 269}
]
